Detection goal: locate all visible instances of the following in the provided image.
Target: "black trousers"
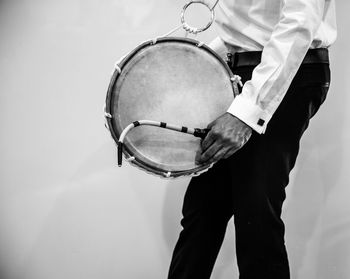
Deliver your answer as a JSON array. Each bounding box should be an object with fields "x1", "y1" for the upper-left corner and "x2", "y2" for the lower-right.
[{"x1": 168, "y1": 59, "x2": 331, "y2": 279}]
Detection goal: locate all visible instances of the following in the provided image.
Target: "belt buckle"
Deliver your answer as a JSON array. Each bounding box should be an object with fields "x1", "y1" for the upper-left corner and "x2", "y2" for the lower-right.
[{"x1": 226, "y1": 52, "x2": 237, "y2": 68}]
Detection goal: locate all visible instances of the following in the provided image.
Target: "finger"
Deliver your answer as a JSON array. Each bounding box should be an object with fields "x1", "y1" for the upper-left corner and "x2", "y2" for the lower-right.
[
  {"x1": 195, "y1": 147, "x2": 203, "y2": 164},
  {"x1": 206, "y1": 119, "x2": 217, "y2": 129},
  {"x1": 222, "y1": 140, "x2": 245, "y2": 159},
  {"x1": 222, "y1": 146, "x2": 239, "y2": 160},
  {"x1": 202, "y1": 144, "x2": 232, "y2": 165},
  {"x1": 197, "y1": 140, "x2": 221, "y2": 163},
  {"x1": 201, "y1": 131, "x2": 216, "y2": 152},
  {"x1": 208, "y1": 147, "x2": 230, "y2": 164}
]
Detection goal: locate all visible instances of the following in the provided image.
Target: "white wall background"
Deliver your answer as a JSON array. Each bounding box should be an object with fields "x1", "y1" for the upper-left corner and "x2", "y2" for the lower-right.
[{"x1": 0, "y1": 0, "x2": 349, "y2": 278}]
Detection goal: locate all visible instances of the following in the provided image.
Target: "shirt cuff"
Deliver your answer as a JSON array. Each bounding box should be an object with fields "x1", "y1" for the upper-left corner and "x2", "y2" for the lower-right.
[{"x1": 226, "y1": 94, "x2": 270, "y2": 134}]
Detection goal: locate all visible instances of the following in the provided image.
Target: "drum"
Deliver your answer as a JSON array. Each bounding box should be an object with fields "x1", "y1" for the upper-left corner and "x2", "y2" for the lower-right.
[{"x1": 105, "y1": 37, "x2": 238, "y2": 178}]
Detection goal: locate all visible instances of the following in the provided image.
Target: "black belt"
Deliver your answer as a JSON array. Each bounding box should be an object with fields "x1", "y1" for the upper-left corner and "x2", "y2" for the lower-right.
[{"x1": 227, "y1": 48, "x2": 329, "y2": 68}]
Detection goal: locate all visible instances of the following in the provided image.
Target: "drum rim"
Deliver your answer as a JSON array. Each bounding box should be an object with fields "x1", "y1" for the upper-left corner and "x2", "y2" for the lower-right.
[{"x1": 105, "y1": 37, "x2": 235, "y2": 178}]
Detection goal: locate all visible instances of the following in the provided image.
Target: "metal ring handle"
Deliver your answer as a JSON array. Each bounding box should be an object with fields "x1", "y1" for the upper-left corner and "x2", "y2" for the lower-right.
[{"x1": 181, "y1": 1, "x2": 215, "y2": 34}]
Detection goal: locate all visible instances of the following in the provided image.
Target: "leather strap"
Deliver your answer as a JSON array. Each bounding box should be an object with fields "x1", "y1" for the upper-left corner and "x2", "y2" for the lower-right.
[{"x1": 228, "y1": 48, "x2": 329, "y2": 68}]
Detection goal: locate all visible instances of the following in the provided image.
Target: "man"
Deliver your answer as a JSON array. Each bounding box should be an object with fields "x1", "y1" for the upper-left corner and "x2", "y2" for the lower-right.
[{"x1": 168, "y1": 0, "x2": 337, "y2": 278}]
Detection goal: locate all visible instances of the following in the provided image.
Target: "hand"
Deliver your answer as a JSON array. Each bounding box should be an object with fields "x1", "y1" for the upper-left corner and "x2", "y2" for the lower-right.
[{"x1": 196, "y1": 113, "x2": 252, "y2": 164}]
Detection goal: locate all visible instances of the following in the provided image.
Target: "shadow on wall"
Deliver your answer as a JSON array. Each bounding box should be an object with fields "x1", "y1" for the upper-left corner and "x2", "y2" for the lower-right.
[{"x1": 283, "y1": 44, "x2": 350, "y2": 278}]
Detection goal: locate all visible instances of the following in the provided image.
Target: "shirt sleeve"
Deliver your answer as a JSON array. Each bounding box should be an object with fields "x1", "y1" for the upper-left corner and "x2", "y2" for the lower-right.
[{"x1": 227, "y1": 0, "x2": 326, "y2": 134}]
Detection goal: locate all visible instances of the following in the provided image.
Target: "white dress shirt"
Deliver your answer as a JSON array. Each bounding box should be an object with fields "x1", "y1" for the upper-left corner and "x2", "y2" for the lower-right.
[{"x1": 210, "y1": 0, "x2": 337, "y2": 134}]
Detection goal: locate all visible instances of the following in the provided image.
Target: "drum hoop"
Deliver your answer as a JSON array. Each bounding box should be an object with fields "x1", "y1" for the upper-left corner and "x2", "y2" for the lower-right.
[{"x1": 105, "y1": 37, "x2": 235, "y2": 178}]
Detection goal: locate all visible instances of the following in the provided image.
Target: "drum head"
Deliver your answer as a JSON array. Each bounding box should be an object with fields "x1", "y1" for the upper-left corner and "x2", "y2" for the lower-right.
[{"x1": 106, "y1": 37, "x2": 234, "y2": 177}]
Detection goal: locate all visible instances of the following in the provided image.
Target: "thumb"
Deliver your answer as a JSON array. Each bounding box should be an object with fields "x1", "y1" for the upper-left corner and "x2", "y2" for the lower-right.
[{"x1": 207, "y1": 119, "x2": 217, "y2": 129}]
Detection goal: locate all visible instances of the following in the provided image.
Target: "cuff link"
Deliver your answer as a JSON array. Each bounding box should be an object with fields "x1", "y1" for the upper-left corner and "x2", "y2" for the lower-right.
[{"x1": 257, "y1": 119, "x2": 265, "y2": 126}]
